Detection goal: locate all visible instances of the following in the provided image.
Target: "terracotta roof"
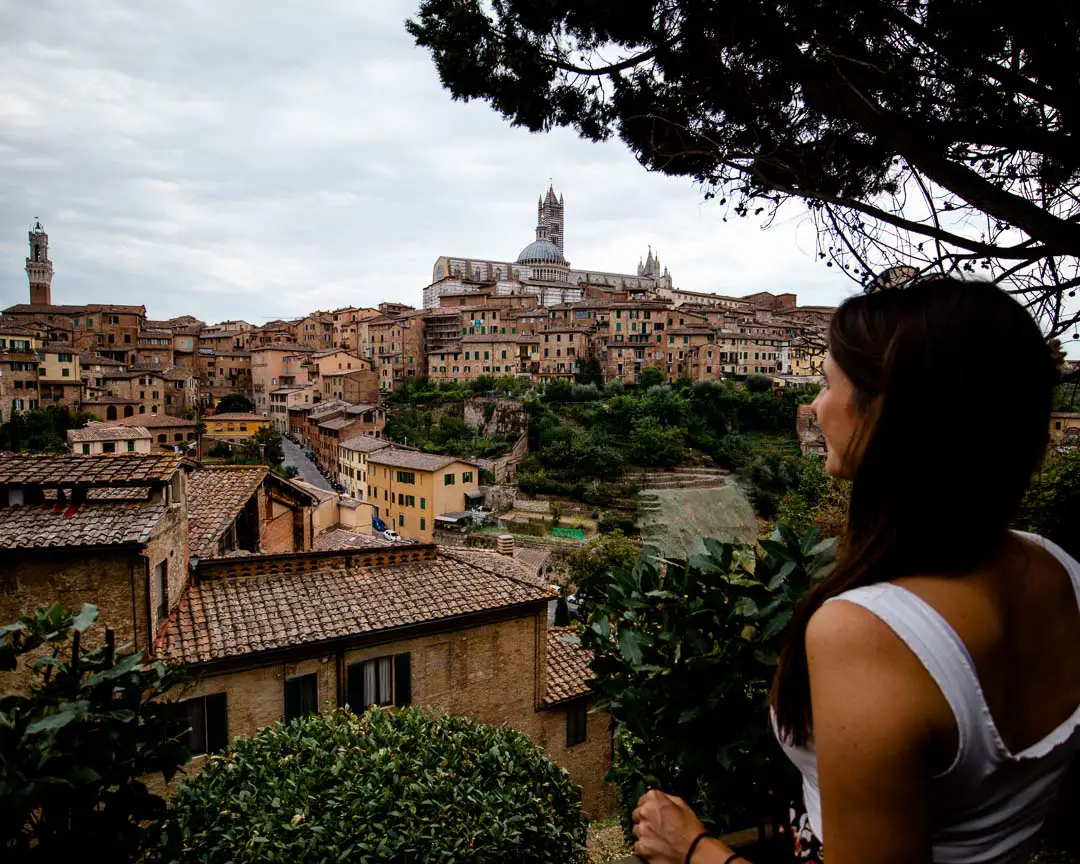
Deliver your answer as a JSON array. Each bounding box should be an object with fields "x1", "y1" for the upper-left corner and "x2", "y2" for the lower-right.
[
  {"x1": 67, "y1": 424, "x2": 152, "y2": 443},
  {"x1": 461, "y1": 333, "x2": 521, "y2": 343},
  {"x1": 513, "y1": 545, "x2": 553, "y2": 573},
  {"x1": 368, "y1": 449, "x2": 473, "y2": 472},
  {"x1": 156, "y1": 548, "x2": 551, "y2": 664},
  {"x1": 312, "y1": 528, "x2": 393, "y2": 551},
  {"x1": 2, "y1": 303, "x2": 146, "y2": 315},
  {"x1": 340, "y1": 435, "x2": 392, "y2": 454},
  {"x1": 0, "y1": 453, "x2": 185, "y2": 487},
  {"x1": 43, "y1": 486, "x2": 152, "y2": 502},
  {"x1": 110, "y1": 414, "x2": 196, "y2": 429},
  {"x1": 79, "y1": 352, "x2": 125, "y2": 366},
  {"x1": 80, "y1": 394, "x2": 137, "y2": 404},
  {"x1": 207, "y1": 413, "x2": 266, "y2": 422},
  {"x1": 545, "y1": 627, "x2": 593, "y2": 705},
  {"x1": 0, "y1": 502, "x2": 167, "y2": 549},
  {"x1": 186, "y1": 466, "x2": 267, "y2": 559},
  {"x1": 317, "y1": 416, "x2": 357, "y2": 431},
  {"x1": 344, "y1": 403, "x2": 379, "y2": 415}
]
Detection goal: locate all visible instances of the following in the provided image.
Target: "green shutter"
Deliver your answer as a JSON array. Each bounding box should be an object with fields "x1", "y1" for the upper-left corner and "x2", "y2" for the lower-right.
[
  {"x1": 394, "y1": 653, "x2": 411, "y2": 707},
  {"x1": 206, "y1": 692, "x2": 228, "y2": 753},
  {"x1": 284, "y1": 677, "x2": 302, "y2": 720},
  {"x1": 420, "y1": 497, "x2": 425, "y2": 510}
]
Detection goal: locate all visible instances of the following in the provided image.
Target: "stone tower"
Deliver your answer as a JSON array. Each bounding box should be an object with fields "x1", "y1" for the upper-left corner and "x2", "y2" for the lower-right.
[
  {"x1": 536, "y1": 184, "x2": 565, "y2": 252},
  {"x1": 26, "y1": 219, "x2": 53, "y2": 306}
]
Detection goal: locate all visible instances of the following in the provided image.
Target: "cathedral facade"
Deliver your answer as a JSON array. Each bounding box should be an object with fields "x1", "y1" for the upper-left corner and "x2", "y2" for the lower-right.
[{"x1": 424, "y1": 185, "x2": 673, "y2": 308}]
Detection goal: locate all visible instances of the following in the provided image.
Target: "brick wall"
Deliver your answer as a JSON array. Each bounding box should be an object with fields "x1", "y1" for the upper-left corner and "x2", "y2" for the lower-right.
[
  {"x1": 0, "y1": 548, "x2": 141, "y2": 692},
  {"x1": 164, "y1": 608, "x2": 616, "y2": 817}
]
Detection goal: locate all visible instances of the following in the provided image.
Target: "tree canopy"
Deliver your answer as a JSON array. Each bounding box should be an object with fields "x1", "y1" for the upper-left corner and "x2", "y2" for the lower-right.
[
  {"x1": 213, "y1": 393, "x2": 255, "y2": 414},
  {"x1": 408, "y1": 1, "x2": 1080, "y2": 336}
]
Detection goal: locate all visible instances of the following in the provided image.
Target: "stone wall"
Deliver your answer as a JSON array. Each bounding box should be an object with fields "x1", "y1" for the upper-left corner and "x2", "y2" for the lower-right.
[{"x1": 168, "y1": 608, "x2": 616, "y2": 817}]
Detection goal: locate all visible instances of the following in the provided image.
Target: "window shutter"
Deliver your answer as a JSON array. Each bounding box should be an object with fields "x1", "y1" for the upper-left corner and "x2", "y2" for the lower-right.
[
  {"x1": 284, "y1": 677, "x2": 301, "y2": 720},
  {"x1": 394, "y1": 653, "x2": 411, "y2": 707},
  {"x1": 347, "y1": 663, "x2": 362, "y2": 710},
  {"x1": 206, "y1": 692, "x2": 228, "y2": 752}
]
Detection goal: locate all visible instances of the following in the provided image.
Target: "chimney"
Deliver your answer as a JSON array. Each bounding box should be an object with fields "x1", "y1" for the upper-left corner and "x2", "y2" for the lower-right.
[{"x1": 496, "y1": 534, "x2": 515, "y2": 557}]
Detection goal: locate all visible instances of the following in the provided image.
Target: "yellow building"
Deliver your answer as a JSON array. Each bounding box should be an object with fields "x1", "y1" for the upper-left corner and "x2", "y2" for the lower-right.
[
  {"x1": 38, "y1": 346, "x2": 82, "y2": 408},
  {"x1": 338, "y1": 434, "x2": 392, "y2": 500},
  {"x1": 1050, "y1": 412, "x2": 1080, "y2": 446},
  {"x1": 367, "y1": 449, "x2": 480, "y2": 542},
  {"x1": 204, "y1": 412, "x2": 270, "y2": 445}
]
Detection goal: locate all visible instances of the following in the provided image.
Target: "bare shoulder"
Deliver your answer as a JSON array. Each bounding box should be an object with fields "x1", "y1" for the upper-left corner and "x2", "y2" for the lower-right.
[{"x1": 806, "y1": 597, "x2": 914, "y2": 666}]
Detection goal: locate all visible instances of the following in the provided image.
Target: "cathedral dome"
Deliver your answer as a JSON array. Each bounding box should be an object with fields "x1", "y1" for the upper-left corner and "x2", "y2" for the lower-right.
[{"x1": 516, "y1": 239, "x2": 566, "y2": 265}]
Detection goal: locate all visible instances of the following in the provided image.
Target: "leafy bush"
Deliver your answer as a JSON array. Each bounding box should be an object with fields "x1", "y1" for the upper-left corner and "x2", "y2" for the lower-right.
[
  {"x1": 155, "y1": 707, "x2": 587, "y2": 863},
  {"x1": 0, "y1": 604, "x2": 190, "y2": 861},
  {"x1": 627, "y1": 417, "x2": 684, "y2": 467},
  {"x1": 637, "y1": 366, "x2": 665, "y2": 389},
  {"x1": 0, "y1": 405, "x2": 99, "y2": 454},
  {"x1": 1014, "y1": 447, "x2": 1080, "y2": 558},
  {"x1": 579, "y1": 526, "x2": 836, "y2": 834},
  {"x1": 214, "y1": 393, "x2": 256, "y2": 414},
  {"x1": 745, "y1": 373, "x2": 774, "y2": 393}
]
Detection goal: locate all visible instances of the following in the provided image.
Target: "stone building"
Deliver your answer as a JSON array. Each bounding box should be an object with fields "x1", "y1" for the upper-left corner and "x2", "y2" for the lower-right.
[
  {"x1": 1050, "y1": 412, "x2": 1080, "y2": 446},
  {"x1": 109, "y1": 414, "x2": 199, "y2": 453},
  {"x1": 67, "y1": 423, "x2": 153, "y2": 455},
  {"x1": 0, "y1": 453, "x2": 192, "y2": 683},
  {"x1": 154, "y1": 544, "x2": 615, "y2": 816},
  {"x1": 197, "y1": 348, "x2": 253, "y2": 408},
  {"x1": 426, "y1": 186, "x2": 671, "y2": 311},
  {"x1": 251, "y1": 344, "x2": 313, "y2": 415},
  {"x1": 25, "y1": 220, "x2": 53, "y2": 306},
  {"x1": 0, "y1": 323, "x2": 41, "y2": 420},
  {"x1": 314, "y1": 408, "x2": 383, "y2": 477},
  {"x1": 104, "y1": 367, "x2": 196, "y2": 418},
  {"x1": 186, "y1": 466, "x2": 317, "y2": 559}
]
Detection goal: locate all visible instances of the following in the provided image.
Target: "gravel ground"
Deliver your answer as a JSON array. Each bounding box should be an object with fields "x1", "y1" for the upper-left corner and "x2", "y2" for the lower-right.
[{"x1": 588, "y1": 821, "x2": 631, "y2": 864}]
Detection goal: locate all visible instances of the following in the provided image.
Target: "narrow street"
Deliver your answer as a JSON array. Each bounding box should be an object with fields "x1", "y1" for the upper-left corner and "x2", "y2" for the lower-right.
[{"x1": 280, "y1": 435, "x2": 333, "y2": 491}]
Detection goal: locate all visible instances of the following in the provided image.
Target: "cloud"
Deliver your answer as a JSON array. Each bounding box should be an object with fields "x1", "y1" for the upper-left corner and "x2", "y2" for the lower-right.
[{"x1": 0, "y1": 0, "x2": 858, "y2": 323}]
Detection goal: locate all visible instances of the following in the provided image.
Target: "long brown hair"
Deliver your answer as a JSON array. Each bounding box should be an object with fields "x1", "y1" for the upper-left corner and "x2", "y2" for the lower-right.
[{"x1": 771, "y1": 278, "x2": 1056, "y2": 745}]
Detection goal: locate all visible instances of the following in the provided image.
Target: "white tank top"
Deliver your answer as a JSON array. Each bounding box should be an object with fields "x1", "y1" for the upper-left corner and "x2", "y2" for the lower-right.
[{"x1": 776, "y1": 532, "x2": 1080, "y2": 863}]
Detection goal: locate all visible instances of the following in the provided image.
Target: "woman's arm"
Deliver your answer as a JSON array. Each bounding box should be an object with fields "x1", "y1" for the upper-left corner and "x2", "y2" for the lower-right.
[
  {"x1": 631, "y1": 791, "x2": 742, "y2": 863},
  {"x1": 808, "y1": 600, "x2": 937, "y2": 864},
  {"x1": 632, "y1": 599, "x2": 942, "y2": 864}
]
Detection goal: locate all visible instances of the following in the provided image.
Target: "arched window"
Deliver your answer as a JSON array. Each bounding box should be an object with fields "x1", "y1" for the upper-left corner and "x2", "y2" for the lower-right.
[
  {"x1": 106, "y1": 405, "x2": 117, "y2": 421},
  {"x1": 124, "y1": 405, "x2": 134, "y2": 417}
]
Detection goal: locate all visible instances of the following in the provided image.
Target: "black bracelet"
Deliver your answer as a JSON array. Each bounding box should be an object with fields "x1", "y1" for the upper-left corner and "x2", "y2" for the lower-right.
[
  {"x1": 684, "y1": 831, "x2": 716, "y2": 864},
  {"x1": 722, "y1": 854, "x2": 742, "y2": 864}
]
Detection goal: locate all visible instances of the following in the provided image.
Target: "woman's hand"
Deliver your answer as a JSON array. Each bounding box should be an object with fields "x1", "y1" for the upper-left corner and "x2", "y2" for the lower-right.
[{"x1": 631, "y1": 789, "x2": 708, "y2": 863}]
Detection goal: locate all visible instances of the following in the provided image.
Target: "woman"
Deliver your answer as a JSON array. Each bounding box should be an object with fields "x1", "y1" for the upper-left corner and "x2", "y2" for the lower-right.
[{"x1": 632, "y1": 277, "x2": 1080, "y2": 864}]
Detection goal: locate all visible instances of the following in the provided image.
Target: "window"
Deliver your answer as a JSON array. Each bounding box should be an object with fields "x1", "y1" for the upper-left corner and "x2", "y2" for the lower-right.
[
  {"x1": 347, "y1": 654, "x2": 410, "y2": 709},
  {"x1": 284, "y1": 673, "x2": 318, "y2": 721},
  {"x1": 155, "y1": 561, "x2": 168, "y2": 618},
  {"x1": 158, "y1": 434, "x2": 166, "y2": 443},
  {"x1": 444, "y1": 473, "x2": 456, "y2": 486},
  {"x1": 81, "y1": 443, "x2": 90, "y2": 455},
  {"x1": 127, "y1": 441, "x2": 135, "y2": 452},
  {"x1": 102, "y1": 442, "x2": 116, "y2": 454},
  {"x1": 398, "y1": 514, "x2": 404, "y2": 527},
  {"x1": 396, "y1": 471, "x2": 415, "y2": 484},
  {"x1": 405, "y1": 494, "x2": 415, "y2": 507},
  {"x1": 462, "y1": 471, "x2": 473, "y2": 483},
  {"x1": 184, "y1": 693, "x2": 228, "y2": 755},
  {"x1": 420, "y1": 517, "x2": 426, "y2": 531}
]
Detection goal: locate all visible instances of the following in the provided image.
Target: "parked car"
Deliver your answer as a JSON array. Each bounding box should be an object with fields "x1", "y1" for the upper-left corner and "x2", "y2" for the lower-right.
[{"x1": 381, "y1": 529, "x2": 402, "y2": 542}]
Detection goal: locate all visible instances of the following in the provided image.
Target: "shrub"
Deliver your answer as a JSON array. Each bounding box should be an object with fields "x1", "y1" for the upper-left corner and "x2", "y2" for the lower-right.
[
  {"x1": 637, "y1": 366, "x2": 665, "y2": 389},
  {"x1": 0, "y1": 604, "x2": 190, "y2": 861},
  {"x1": 155, "y1": 708, "x2": 588, "y2": 863},
  {"x1": 744, "y1": 373, "x2": 774, "y2": 393},
  {"x1": 580, "y1": 526, "x2": 836, "y2": 836}
]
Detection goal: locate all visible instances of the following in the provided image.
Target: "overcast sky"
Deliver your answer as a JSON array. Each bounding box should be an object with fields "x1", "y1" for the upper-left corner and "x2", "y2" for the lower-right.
[{"x1": 0, "y1": 1, "x2": 863, "y2": 324}]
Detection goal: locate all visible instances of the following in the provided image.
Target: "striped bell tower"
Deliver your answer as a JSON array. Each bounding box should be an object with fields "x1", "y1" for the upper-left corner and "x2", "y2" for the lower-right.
[{"x1": 26, "y1": 219, "x2": 53, "y2": 306}]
